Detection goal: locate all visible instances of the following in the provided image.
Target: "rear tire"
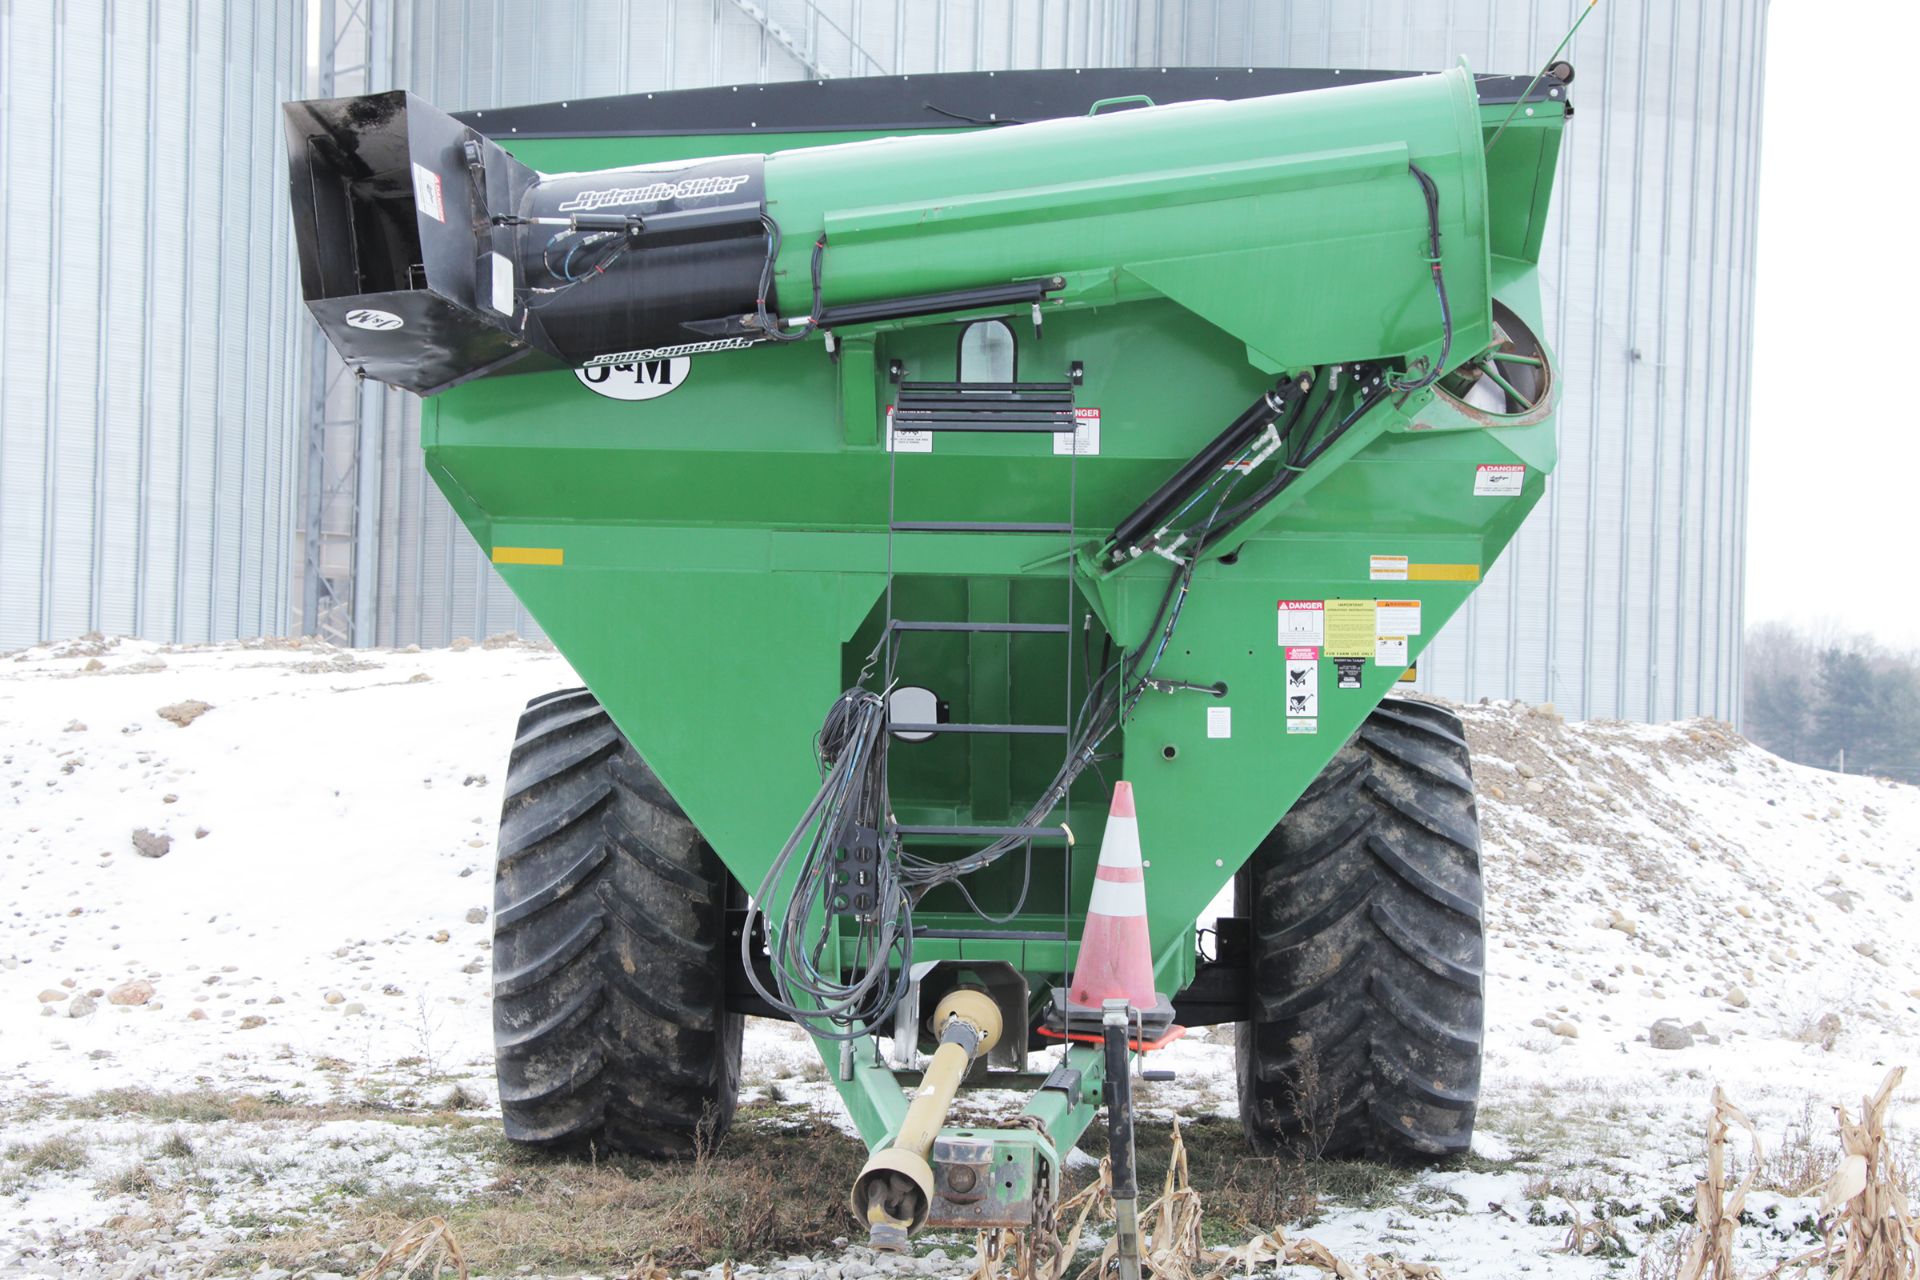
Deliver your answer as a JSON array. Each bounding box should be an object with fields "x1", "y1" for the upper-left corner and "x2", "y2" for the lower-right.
[
  {"x1": 1236, "y1": 698, "x2": 1484, "y2": 1160},
  {"x1": 491, "y1": 687, "x2": 742, "y2": 1157}
]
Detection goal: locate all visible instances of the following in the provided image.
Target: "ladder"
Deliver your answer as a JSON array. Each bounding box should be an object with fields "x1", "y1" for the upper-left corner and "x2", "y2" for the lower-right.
[{"x1": 880, "y1": 365, "x2": 1087, "y2": 951}]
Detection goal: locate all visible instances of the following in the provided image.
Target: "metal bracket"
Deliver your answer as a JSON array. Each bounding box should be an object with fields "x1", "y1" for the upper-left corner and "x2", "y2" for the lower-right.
[
  {"x1": 926, "y1": 1129, "x2": 1053, "y2": 1231},
  {"x1": 899, "y1": 961, "x2": 1030, "y2": 1072},
  {"x1": 1039, "y1": 1064, "x2": 1084, "y2": 1097}
]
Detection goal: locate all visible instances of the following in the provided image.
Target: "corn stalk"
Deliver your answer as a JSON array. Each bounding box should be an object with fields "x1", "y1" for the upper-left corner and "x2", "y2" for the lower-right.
[
  {"x1": 1678, "y1": 1087, "x2": 1764, "y2": 1280},
  {"x1": 974, "y1": 1119, "x2": 1441, "y2": 1280}
]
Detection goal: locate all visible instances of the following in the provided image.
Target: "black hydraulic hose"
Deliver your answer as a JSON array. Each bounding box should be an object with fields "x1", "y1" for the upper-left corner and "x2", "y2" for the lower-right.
[
  {"x1": 1389, "y1": 163, "x2": 1453, "y2": 393},
  {"x1": 743, "y1": 686, "x2": 914, "y2": 1040},
  {"x1": 1198, "y1": 379, "x2": 1392, "y2": 555},
  {"x1": 754, "y1": 214, "x2": 826, "y2": 343},
  {"x1": 1104, "y1": 379, "x2": 1298, "y2": 559},
  {"x1": 1204, "y1": 366, "x2": 1348, "y2": 535}
]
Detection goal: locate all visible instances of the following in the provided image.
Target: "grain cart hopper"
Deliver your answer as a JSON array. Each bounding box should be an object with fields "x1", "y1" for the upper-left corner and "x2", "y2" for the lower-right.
[{"x1": 286, "y1": 64, "x2": 1569, "y2": 1249}]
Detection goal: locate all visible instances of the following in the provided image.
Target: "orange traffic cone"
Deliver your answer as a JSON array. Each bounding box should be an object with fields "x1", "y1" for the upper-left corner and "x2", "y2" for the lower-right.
[
  {"x1": 1068, "y1": 782, "x2": 1157, "y2": 1010},
  {"x1": 1042, "y1": 781, "x2": 1180, "y2": 1046}
]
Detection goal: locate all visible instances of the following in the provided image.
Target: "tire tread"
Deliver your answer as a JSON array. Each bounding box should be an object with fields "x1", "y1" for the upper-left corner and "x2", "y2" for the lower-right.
[
  {"x1": 1237, "y1": 697, "x2": 1484, "y2": 1161},
  {"x1": 492, "y1": 687, "x2": 742, "y2": 1158}
]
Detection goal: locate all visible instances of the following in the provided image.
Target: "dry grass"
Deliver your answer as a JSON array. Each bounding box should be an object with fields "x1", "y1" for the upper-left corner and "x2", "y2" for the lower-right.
[
  {"x1": 1560, "y1": 1197, "x2": 1630, "y2": 1260},
  {"x1": 976, "y1": 1120, "x2": 1444, "y2": 1280},
  {"x1": 1641, "y1": 1231, "x2": 1701, "y2": 1280},
  {"x1": 1791, "y1": 1014, "x2": 1846, "y2": 1054},
  {"x1": 210, "y1": 1107, "x2": 866, "y2": 1277},
  {"x1": 156, "y1": 1129, "x2": 197, "y2": 1160},
  {"x1": 1076, "y1": 1116, "x2": 1427, "y2": 1236},
  {"x1": 96, "y1": 1163, "x2": 164, "y2": 1197},
  {"x1": 62, "y1": 1085, "x2": 486, "y2": 1129},
  {"x1": 283, "y1": 1110, "x2": 1454, "y2": 1280},
  {"x1": 1753, "y1": 1100, "x2": 1843, "y2": 1198},
  {"x1": 4, "y1": 1132, "x2": 88, "y2": 1175},
  {"x1": 1522, "y1": 1166, "x2": 1618, "y2": 1204},
  {"x1": 358, "y1": 1215, "x2": 468, "y2": 1280}
]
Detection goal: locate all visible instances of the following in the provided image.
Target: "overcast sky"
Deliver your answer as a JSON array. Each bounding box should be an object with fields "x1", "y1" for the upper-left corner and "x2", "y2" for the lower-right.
[{"x1": 1745, "y1": 1, "x2": 1920, "y2": 647}]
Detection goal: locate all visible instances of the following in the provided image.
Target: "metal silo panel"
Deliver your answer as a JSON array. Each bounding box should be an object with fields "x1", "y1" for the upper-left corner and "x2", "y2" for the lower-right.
[
  {"x1": 177, "y1": 0, "x2": 222, "y2": 639},
  {"x1": 0, "y1": 0, "x2": 301, "y2": 647},
  {"x1": 0, "y1": 0, "x2": 56, "y2": 649},
  {"x1": 1216, "y1": 0, "x2": 1763, "y2": 723},
  {"x1": 97, "y1": 0, "x2": 157, "y2": 638},
  {"x1": 140, "y1": 3, "x2": 193, "y2": 642},
  {"x1": 48, "y1": 1, "x2": 106, "y2": 643},
  {"x1": 270, "y1": 0, "x2": 305, "y2": 637}
]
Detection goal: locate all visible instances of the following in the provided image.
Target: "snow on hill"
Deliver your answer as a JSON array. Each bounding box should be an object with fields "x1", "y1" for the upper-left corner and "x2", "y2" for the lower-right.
[{"x1": 1, "y1": 637, "x2": 1917, "y2": 1278}]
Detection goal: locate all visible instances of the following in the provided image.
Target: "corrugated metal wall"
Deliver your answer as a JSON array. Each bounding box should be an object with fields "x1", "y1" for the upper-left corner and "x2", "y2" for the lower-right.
[
  {"x1": 1124, "y1": 0, "x2": 1765, "y2": 723},
  {"x1": 0, "y1": 0, "x2": 1764, "y2": 724},
  {"x1": 0, "y1": 0, "x2": 305, "y2": 649}
]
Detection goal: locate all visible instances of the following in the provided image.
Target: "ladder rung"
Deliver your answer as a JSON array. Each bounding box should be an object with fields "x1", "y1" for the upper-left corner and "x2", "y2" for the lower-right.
[
  {"x1": 894, "y1": 824, "x2": 1072, "y2": 841},
  {"x1": 898, "y1": 381, "x2": 1076, "y2": 394},
  {"x1": 893, "y1": 418, "x2": 1077, "y2": 434},
  {"x1": 896, "y1": 404, "x2": 1073, "y2": 414},
  {"x1": 890, "y1": 521, "x2": 1073, "y2": 534},
  {"x1": 891, "y1": 722, "x2": 1069, "y2": 736},
  {"x1": 895, "y1": 396, "x2": 1074, "y2": 409},
  {"x1": 892, "y1": 380, "x2": 1078, "y2": 434},
  {"x1": 890, "y1": 621, "x2": 1071, "y2": 634}
]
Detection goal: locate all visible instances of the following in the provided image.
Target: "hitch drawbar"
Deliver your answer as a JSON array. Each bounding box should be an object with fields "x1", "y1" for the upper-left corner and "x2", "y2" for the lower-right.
[{"x1": 849, "y1": 990, "x2": 1004, "y2": 1251}]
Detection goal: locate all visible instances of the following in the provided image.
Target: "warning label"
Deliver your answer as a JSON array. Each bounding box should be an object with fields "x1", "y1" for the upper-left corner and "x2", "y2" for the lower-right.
[
  {"x1": 1475, "y1": 463, "x2": 1526, "y2": 497},
  {"x1": 412, "y1": 162, "x2": 446, "y2": 223},
  {"x1": 1375, "y1": 634, "x2": 1409, "y2": 666},
  {"x1": 489, "y1": 252, "x2": 514, "y2": 316},
  {"x1": 885, "y1": 406, "x2": 932, "y2": 453},
  {"x1": 1277, "y1": 600, "x2": 1325, "y2": 647},
  {"x1": 1376, "y1": 599, "x2": 1422, "y2": 637},
  {"x1": 1207, "y1": 705, "x2": 1231, "y2": 739},
  {"x1": 1334, "y1": 656, "x2": 1364, "y2": 689},
  {"x1": 1284, "y1": 646, "x2": 1319, "y2": 721},
  {"x1": 1323, "y1": 600, "x2": 1375, "y2": 658},
  {"x1": 1369, "y1": 554, "x2": 1409, "y2": 582},
  {"x1": 1053, "y1": 407, "x2": 1101, "y2": 456}
]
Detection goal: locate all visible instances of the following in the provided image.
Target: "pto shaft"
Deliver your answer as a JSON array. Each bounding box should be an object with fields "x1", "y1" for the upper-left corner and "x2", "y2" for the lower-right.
[{"x1": 850, "y1": 989, "x2": 1003, "y2": 1251}]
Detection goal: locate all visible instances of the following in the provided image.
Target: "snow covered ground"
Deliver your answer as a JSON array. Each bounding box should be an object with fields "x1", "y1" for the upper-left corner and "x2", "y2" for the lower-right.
[{"x1": 2, "y1": 636, "x2": 1917, "y2": 1277}]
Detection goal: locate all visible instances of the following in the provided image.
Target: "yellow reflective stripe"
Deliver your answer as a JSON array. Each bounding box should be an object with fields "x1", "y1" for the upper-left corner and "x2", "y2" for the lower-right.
[
  {"x1": 491, "y1": 546, "x2": 564, "y2": 567},
  {"x1": 1406, "y1": 562, "x2": 1479, "y2": 582}
]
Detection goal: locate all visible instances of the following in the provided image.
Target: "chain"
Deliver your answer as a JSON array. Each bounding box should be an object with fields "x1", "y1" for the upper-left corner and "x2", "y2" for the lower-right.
[
  {"x1": 1018, "y1": 1115, "x2": 1062, "y2": 1280},
  {"x1": 960, "y1": 1117, "x2": 1066, "y2": 1280}
]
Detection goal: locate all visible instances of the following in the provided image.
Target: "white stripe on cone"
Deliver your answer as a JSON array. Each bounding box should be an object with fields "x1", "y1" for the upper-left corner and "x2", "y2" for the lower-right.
[
  {"x1": 1067, "y1": 780, "x2": 1160, "y2": 1011},
  {"x1": 1087, "y1": 875, "x2": 1147, "y2": 916}
]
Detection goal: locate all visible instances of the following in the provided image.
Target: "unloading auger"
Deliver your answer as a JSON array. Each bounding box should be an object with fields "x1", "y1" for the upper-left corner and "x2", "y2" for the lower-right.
[{"x1": 286, "y1": 62, "x2": 1569, "y2": 1253}]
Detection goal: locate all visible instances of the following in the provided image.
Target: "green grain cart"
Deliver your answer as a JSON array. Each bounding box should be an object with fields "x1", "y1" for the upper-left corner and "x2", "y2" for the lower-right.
[{"x1": 286, "y1": 62, "x2": 1568, "y2": 1251}]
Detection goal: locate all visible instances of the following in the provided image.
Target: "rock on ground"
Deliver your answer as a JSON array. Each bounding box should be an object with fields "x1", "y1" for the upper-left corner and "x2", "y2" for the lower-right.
[
  {"x1": 1649, "y1": 1018, "x2": 1694, "y2": 1050},
  {"x1": 155, "y1": 700, "x2": 212, "y2": 728}
]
